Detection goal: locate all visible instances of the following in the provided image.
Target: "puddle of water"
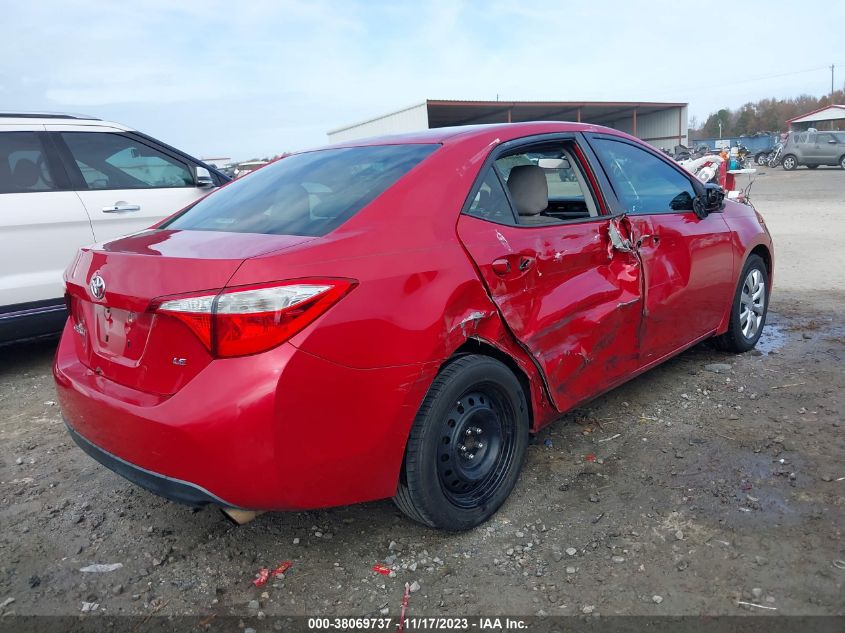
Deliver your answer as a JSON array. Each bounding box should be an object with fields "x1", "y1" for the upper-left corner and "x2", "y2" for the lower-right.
[{"x1": 757, "y1": 322, "x2": 788, "y2": 355}]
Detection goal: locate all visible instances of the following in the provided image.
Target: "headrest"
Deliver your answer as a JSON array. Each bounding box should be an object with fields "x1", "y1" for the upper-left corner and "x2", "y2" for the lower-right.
[
  {"x1": 507, "y1": 165, "x2": 548, "y2": 216},
  {"x1": 12, "y1": 159, "x2": 41, "y2": 189}
]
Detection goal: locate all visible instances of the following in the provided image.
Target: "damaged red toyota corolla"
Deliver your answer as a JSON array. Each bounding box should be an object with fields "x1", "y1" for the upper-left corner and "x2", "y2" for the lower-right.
[{"x1": 54, "y1": 122, "x2": 773, "y2": 530}]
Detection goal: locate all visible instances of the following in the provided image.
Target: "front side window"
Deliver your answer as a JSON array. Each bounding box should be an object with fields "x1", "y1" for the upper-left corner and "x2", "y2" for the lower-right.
[
  {"x1": 61, "y1": 132, "x2": 193, "y2": 190},
  {"x1": 591, "y1": 138, "x2": 696, "y2": 215},
  {"x1": 0, "y1": 132, "x2": 58, "y2": 194},
  {"x1": 815, "y1": 133, "x2": 834, "y2": 144},
  {"x1": 165, "y1": 144, "x2": 438, "y2": 237}
]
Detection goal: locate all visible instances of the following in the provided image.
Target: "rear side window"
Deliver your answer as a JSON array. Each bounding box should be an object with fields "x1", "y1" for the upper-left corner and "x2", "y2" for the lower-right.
[
  {"x1": 165, "y1": 144, "x2": 438, "y2": 237},
  {"x1": 61, "y1": 132, "x2": 194, "y2": 190},
  {"x1": 465, "y1": 169, "x2": 515, "y2": 224},
  {"x1": 0, "y1": 132, "x2": 58, "y2": 194}
]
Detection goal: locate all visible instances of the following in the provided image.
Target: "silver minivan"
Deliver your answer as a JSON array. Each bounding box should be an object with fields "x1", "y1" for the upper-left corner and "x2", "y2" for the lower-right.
[{"x1": 781, "y1": 130, "x2": 845, "y2": 170}]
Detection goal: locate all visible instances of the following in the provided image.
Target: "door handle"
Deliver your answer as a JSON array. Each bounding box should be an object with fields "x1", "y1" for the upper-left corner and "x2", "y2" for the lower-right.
[
  {"x1": 518, "y1": 255, "x2": 535, "y2": 271},
  {"x1": 491, "y1": 258, "x2": 511, "y2": 275},
  {"x1": 636, "y1": 234, "x2": 660, "y2": 247},
  {"x1": 102, "y1": 202, "x2": 141, "y2": 213}
]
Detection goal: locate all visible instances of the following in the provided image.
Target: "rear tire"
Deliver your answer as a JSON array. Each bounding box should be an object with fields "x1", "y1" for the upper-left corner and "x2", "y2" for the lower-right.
[
  {"x1": 755, "y1": 152, "x2": 768, "y2": 166},
  {"x1": 394, "y1": 355, "x2": 529, "y2": 531},
  {"x1": 782, "y1": 155, "x2": 797, "y2": 171},
  {"x1": 840, "y1": 155, "x2": 845, "y2": 170},
  {"x1": 714, "y1": 254, "x2": 769, "y2": 353}
]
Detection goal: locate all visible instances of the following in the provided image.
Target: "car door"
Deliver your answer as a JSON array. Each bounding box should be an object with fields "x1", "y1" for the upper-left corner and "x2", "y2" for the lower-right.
[
  {"x1": 456, "y1": 138, "x2": 642, "y2": 412},
  {"x1": 586, "y1": 134, "x2": 735, "y2": 365},
  {"x1": 796, "y1": 132, "x2": 815, "y2": 164},
  {"x1": 0, "y1": 128, "x2": 95, "y2": 309},
  {"x1": 49, "y1": 128, "x2": 211, "y2": 242},
  {"x1": 813, "y1": 133, "x2": 838, "y2": 164}
]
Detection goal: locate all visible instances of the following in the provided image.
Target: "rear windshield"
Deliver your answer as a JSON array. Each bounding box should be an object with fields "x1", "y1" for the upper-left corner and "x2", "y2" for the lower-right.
[{"x1": 164, "y1": 144, "x2": 438, "y2": 237}]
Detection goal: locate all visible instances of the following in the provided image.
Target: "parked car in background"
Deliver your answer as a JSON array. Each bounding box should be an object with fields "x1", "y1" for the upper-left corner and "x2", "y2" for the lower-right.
[
  {"x1": 780, "y1": 130, "x2": 845, "y2": 170},
  {"x1": 0, "y1": 113, "x2": 230, "y2": 344},
  {"x1": 55, "y1": 122, "x2": 773, "y2": 530}
]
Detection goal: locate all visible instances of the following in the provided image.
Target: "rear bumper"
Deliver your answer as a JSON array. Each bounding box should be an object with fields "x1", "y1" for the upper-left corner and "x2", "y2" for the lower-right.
[
  {"x1": 54, "y1": 320, "x2": 437, "y2": 511},
  {"x1": 66, "y1": 420, "x2": 233, "y2": 507}
]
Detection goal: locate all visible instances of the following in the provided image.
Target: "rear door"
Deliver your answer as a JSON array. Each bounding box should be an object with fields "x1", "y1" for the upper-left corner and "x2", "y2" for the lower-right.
[
  {"x1": 0, "y1": 127, "x2": 94, "y2": 308},
  {"x1": 456, "y1": 138, "x2": 642, "y2": 412},
  {"x1": 49, "y1": 128, "x2": 211, "y2": 242},
  {"x1": 586, "y1": 134, "x2": 735, "y2": 364}
]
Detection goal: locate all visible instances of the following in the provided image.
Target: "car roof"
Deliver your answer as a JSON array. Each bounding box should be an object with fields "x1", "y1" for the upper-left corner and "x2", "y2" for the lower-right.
[
  {"x1": 0, "y1": 112, "x2": 132, "y2": 130},
  {"x1": 323, "y1": 121, "x2": 632, "y2": 150}
]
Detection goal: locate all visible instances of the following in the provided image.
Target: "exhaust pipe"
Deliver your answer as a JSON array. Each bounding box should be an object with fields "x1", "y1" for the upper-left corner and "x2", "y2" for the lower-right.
[{"x1": 221, "y1": 507, "x2": 266, "y2": 525}]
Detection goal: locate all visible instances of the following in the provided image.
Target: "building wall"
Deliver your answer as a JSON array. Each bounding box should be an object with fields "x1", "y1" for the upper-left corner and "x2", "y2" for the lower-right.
[
  {"x1": 328, "y1": 103, "x2": 428, "y2": 143},
  {"x1": 328, "y1": 102, "x2": 688, "y2": 149},
  {"x1": 608, "y1": 106, "x2": 688, "y2": 150}
]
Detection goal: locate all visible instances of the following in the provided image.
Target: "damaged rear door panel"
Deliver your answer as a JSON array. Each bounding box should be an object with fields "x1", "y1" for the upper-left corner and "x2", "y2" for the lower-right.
[{"x1": 457, "y1": 212, "x2": 642, "y2": 413}]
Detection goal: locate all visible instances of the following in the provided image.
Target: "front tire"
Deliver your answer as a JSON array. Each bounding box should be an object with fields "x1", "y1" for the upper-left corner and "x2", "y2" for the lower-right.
[
  {"x1": 715, "y1": 255, "x2": 769, "y2": 353},
  {"x1": 840, "y1": 155, "x2": 845, "y2": 170},
  {"x1": 782, "y1": 155, "x2": 798, "y2": 170},
  {"x1": 394, "y1": 355, "x2": 529, "y2": 531}
]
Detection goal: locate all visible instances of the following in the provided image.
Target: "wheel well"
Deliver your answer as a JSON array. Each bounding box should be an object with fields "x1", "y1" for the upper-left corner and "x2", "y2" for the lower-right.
[
  {"x1": 450, "y1": 338, "x2": 534, "y2": 425},
  {"x1": 750, "y1": 245, "x2": 772, "y2": 277}
]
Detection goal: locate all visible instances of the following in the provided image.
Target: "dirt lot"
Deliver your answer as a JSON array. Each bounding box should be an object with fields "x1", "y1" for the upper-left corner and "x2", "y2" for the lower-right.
[{"x1": 1, "y1": 166, "x2": 843, "y2": 621}]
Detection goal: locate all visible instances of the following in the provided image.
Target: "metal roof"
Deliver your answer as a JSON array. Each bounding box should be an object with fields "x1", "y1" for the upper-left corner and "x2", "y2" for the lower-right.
[
  {"x1": 425, "y1": 99, "x2": 685, "y2": 127},
  {"x1": 787, "y1": 105, "x2": 845, "y2": 124},
  {"x1": 329, "y1": 99, "x2": 687, "y2": 139}
]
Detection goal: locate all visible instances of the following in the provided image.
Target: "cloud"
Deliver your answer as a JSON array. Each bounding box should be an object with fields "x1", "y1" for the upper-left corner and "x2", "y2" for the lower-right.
[{"x1": 3, "y1": 0, "x2": 843, "y2": 158}]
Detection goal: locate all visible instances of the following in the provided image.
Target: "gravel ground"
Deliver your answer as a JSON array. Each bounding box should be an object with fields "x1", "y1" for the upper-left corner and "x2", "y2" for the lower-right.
[{"x1": 0, "y1": 166, "x2": 843, "y2": 619}]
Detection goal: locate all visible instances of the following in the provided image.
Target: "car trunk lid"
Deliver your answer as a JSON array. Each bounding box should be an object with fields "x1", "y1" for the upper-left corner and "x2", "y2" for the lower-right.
[{"x1": 65, "y1": 229, "x2": 315, "y2": 395}]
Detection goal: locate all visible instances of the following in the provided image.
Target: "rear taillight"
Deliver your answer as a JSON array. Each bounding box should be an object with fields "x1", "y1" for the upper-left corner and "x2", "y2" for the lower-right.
[{"x1": 153, "y1": 279, "x2": 356, "y2": 357}]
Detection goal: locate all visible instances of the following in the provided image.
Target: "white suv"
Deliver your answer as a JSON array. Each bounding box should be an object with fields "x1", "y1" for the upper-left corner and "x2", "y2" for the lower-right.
[{"x1": 0, "y1": 112, "x2": 229, "y2": 344}]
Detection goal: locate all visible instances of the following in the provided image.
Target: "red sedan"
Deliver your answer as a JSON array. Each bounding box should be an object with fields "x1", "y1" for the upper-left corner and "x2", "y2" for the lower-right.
[{"x1": 54, "y1": 122, "x2": 773, "y2": 530}]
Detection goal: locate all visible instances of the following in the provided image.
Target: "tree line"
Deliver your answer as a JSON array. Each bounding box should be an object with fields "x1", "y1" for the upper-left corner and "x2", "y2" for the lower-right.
[{"x1": 691, "y1": 90, "x2": 844, "y2": 139}]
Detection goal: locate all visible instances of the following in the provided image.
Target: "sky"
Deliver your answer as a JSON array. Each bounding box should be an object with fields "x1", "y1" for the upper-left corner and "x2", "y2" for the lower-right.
[{"x1": 3, "y1": 0, "x2": 843, "y2": 161}]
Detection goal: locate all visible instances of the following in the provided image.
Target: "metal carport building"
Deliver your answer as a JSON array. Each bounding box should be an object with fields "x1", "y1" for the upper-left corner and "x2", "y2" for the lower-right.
[{"x1": 328, "y1": 99, "x2": 688, "y2": 150}]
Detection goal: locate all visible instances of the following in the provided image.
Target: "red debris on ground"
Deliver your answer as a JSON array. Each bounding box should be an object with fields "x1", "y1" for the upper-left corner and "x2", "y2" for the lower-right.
[
  {"x1": 272, "y1": 561, "x2": 292, "y2": 577},
  {"x1": 585, "y1": 453, "x2": 597, "y2": 462},
  {"x1": 397, "y1": 582, "x2": 411, "y2": 633},
  {"x1": 252, "y1": 560, "x2": 293, "y2": 586},
  {"x1": 252, "y1": 568, "x2": 271, "y2": 587},
  {"x1": 372, "y1": 563, "x2": 392, "y2": 576}
]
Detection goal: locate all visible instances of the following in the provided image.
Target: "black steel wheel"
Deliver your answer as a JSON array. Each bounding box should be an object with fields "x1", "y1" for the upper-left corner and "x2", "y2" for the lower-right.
[{"x1": 394, "y1": 355, "x2": 529, "y2": 530}]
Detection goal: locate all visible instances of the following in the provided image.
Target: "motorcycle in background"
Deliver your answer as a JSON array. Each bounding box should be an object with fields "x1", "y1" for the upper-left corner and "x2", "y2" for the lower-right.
[{"x1": 767, "y1": 142, "x2": 784, "y2": 167}]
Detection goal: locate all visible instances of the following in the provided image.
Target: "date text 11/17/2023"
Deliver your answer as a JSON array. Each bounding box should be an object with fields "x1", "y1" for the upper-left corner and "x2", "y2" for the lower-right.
[{"x1": 307, "y1": 617, "x2": 528, "y2": 631}]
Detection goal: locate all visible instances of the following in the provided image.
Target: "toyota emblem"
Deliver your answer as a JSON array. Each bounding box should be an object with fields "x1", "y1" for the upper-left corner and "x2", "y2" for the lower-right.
[{"x1": 89, "y1": 274, "x2": 106, "y2": 300}]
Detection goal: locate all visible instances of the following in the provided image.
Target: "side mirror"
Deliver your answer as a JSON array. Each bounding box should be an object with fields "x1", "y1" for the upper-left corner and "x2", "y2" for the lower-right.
[
  {"x1": 694, "y1": 183, "x2": 725, "y2": 218},
  {"x1": 195, "y1": 166, "x2": 215, "y2": 188},
  {"x1": 829, "y1": 139, "x2": 837, "y2": 144}
]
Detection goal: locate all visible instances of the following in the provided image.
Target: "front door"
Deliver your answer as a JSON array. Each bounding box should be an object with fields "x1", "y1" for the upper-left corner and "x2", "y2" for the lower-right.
[
  {"x1": 457, "y1": 141, "x2": 642, "y2": 412},
  {"x1": 812, "y1": 132, "x2": 840, "y2": 165},
  {"x1": 587, "y1": 135, "x2": 735, "y2": 364}
]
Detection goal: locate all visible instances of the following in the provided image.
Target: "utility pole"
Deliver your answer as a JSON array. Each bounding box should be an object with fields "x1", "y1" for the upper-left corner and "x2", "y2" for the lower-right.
[
  {"x1": 718, "y1": 119, "x2": 722, "y2": 139},
  {"x1": 831, "y1": 64, "x2": 835, "y2": 102}
]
